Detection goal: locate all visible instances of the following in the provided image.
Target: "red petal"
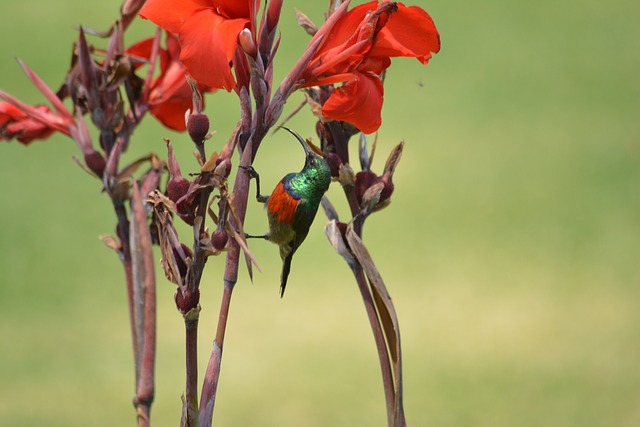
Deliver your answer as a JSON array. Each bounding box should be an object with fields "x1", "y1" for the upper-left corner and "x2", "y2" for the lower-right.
[
  {"x1": 150, "y1": 98, "x2": 191, "y2": 131},
  {"x1": 315, "y1": 1, "x2": 376, "y2": 55},
  {"x1": 139, "y1": 0, "x2": 212, "y2": 34},
  {"x1": 369, "y1": 3, "x2": 440, "y2": 63},
  {"x1": 322, "y1": 72, "x2": 384, "y2": 134},
  {"x1": 213, "y1": 0, "x2": 256, "y2": 19},
  {"x1": 179, "y1": 10, "x2": 248, "y2": 91},
  {"x1": 126, "y1": 37, "x2": 155, "y2": 60}
]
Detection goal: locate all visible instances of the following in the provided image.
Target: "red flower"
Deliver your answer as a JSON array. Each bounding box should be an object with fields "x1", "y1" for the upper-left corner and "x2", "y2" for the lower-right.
[
  {"x1": 0, "y1": 101, "x2": 60, "y2": 144},
  {"x1": 139, "y1": 0, "x2": 259, "y2": 91},
  {"x1": 299, "y1": 1, "x2": 440, "y2": 133},
  {"x1": 127, "y1": 32, "x2": 212, "y2": 131}
]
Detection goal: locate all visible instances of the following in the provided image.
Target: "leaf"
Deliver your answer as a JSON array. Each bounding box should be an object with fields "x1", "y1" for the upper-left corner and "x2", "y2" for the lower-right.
[
  {"x1": 320, "y1": 195, "x2": 340, "y2": 222},
  {"x1": 346, "y1": 227, "x2": 405, "y2": 424},
  {"x1": 383, "y1": 141, "x2": 404, "y2": 177},
  {"x1": 361, "y1": 181, "x2": 384, "y2": 215},
  {"x1": 201, "y1": 151, "x2": 220, "y2": 173},
  {"x1": 324, "y1": 220, "x2": 355, "y2": 268},
  {"x1": 148, "y1": 190, "x2": 185, "y2": 287}
]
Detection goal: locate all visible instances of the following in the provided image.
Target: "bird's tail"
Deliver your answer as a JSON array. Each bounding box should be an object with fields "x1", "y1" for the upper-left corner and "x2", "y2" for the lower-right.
[{"x1": 280, "y1": 252, "x2": 294, "y2": 297}]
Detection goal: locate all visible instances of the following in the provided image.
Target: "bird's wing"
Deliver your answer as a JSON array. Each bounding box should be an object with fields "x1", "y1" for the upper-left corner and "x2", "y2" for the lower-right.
[{"x1": 290, "y1": 198, "x2": 315, "y2": 252}]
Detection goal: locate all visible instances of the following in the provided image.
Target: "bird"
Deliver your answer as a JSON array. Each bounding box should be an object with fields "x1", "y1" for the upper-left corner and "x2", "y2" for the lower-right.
[{"x1": 244, "y1": 127, "x2": 332, "y2": 297}]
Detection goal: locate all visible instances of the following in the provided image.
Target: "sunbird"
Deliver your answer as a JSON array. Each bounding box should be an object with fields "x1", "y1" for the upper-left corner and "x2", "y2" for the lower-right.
[{"x1": 244, "y1": 127, "x2": 332, "y2": 297}]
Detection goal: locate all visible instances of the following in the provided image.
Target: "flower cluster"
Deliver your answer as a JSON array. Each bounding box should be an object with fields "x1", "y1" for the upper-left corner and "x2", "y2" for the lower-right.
[
  {"x1": 298, "y1": 1, "x2": 440, "y2": 133},
  {"x1": 0, "y1": 1, "x2": 440, "y2": 425}
]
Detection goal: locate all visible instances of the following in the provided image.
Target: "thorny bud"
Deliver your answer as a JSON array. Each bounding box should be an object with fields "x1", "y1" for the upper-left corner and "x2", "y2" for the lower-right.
[{"x1": 187, "y1": 112, "x2": 210, "y2": 145}]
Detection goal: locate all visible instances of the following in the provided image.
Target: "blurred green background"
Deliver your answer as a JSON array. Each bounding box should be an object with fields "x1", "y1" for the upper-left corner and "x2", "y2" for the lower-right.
[{"x1": 1, "y1": 0, "x2": 639, "y2": 426}]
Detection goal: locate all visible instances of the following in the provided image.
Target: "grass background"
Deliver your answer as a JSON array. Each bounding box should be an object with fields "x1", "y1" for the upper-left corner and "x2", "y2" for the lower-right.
[{"x1": 1, "y1": 0, "x2": 639, "y2": 426}]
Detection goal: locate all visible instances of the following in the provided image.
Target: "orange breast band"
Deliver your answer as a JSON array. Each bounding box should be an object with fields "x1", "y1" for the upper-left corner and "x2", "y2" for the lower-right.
[{"x1": 267, "y1": 181, "x2": 299, "y2": 224}]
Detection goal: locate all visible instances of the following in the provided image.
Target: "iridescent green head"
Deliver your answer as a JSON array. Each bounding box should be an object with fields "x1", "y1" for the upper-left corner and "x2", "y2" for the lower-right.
[{"x1": 282, "y1": 127, "x2": 331, "y2": 198}]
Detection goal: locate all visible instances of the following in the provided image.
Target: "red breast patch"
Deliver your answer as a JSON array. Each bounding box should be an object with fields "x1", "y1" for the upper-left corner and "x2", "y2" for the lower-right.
[{"x1": 267, "y1": 181, "x2": 300, "y2": 224}]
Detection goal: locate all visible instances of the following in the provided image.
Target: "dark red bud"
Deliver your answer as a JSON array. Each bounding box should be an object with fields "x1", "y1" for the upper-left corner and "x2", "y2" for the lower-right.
[
  {"x1": 326, "y1": 152, "x2": 342, "y2": 178},
  {"x1": 175, "y1": 287, "x2": 200, "y2": 314},
  {"x1": 167, "y1": 176, "x2": 190, "y2": 204},
  {"x1": 354, "y1": 170, "x2": 378, "y2": 206},
  {"x1": 211, "y1": 228, "x2": 228, "y2": 251},
  {"x1": 84, "y1": 151, "x2": 106, "y2": 177},
  {"x1": 379, "y1": 174, "x2": 395, "y2": 204},
  {"x1": 187, "y1": 113, "x2": 210, "y2": 144}
]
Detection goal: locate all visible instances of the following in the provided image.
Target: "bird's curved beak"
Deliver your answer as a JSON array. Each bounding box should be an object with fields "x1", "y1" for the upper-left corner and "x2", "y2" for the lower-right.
[
  {"x1": 281, "y1": 126, "x2": 311, "y2": 156},
  {"x1": 281, "y1": 126, "x2": 323, "y2": 157}
]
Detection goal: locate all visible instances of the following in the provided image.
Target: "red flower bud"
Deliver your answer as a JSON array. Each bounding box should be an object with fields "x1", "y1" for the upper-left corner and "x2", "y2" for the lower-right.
[
  {"x1": 354, "y1": 170, "x2": 378, "y2": 206},
  {"x1": 84, "y1": 150, "x2": 106, "y2": 178},
  {"x1": 211, "y1": 228, "x2": 228, "y2": 251},
  {"x1": 187, "y1": 113, "x2": 210, "y2": 145},
  {"x1": 175, "y1": 287, "x2": 200, "y2": 314},
  {"x1": 167, "y1": 176, "x2": 190, "y2": 204},
  {"x1": 379, "y1": 173, "x2": 395, "y2": 204}
]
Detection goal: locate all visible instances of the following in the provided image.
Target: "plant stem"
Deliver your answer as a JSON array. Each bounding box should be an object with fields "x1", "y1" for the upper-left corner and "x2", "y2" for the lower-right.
[
  {"x1": 130, "y1": 182, "x2": 157, "y2": 427},
  {"x1": 198, "y1": 137, "x2": 255, "y2": 426},
  {"x1": 113, "y1": 201, "x2": 139, "y2": 374},
  {"x1": 351, "y1": 264, "x2": 396, "y2": 427},
  {"x1": 184, "y1": 312, "x2": 200, "y2": 426}
]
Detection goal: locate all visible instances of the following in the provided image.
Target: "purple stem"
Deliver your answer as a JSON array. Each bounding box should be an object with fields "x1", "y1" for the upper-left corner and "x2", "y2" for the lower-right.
[
  {"x1": 199, "y1": 137, "x2": 255, "y2": 426},
  {"x1": 130, "y1": 182, "x2": 157, "y2": 426},
  {"x1": 338, "y1": 137, "x2": 400, "y2": 426},
  {"x1": 184, "y1": 315, "x2": 199, "y2": 426},
  {"x1": 351, "y1": 264, "x2": 396, "y2": 427}
]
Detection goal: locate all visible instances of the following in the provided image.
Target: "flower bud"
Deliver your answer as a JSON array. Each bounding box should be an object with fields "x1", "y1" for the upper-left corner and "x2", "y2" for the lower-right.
[
  {"x1": 187, "y1": 113, "x2": 210, "y2": 145},
  {"x1": 354, "y1": 170, "x2": 378, "y2": 206},
  {"x1": 175, "y1": 287, "x2": 200, "y2": 315},
  {"x1": 238, "y1": 28, "x2": 257, "y2": 58},
  {"x1": 84, "y1": 150, "x2": 106, "y2": 177},
  {"x1": 211, "y1": 228, "x2": 228, "y2": 251},
  {"x1": 167, "y1": 176, "x2": 190, "y2": 204}
]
